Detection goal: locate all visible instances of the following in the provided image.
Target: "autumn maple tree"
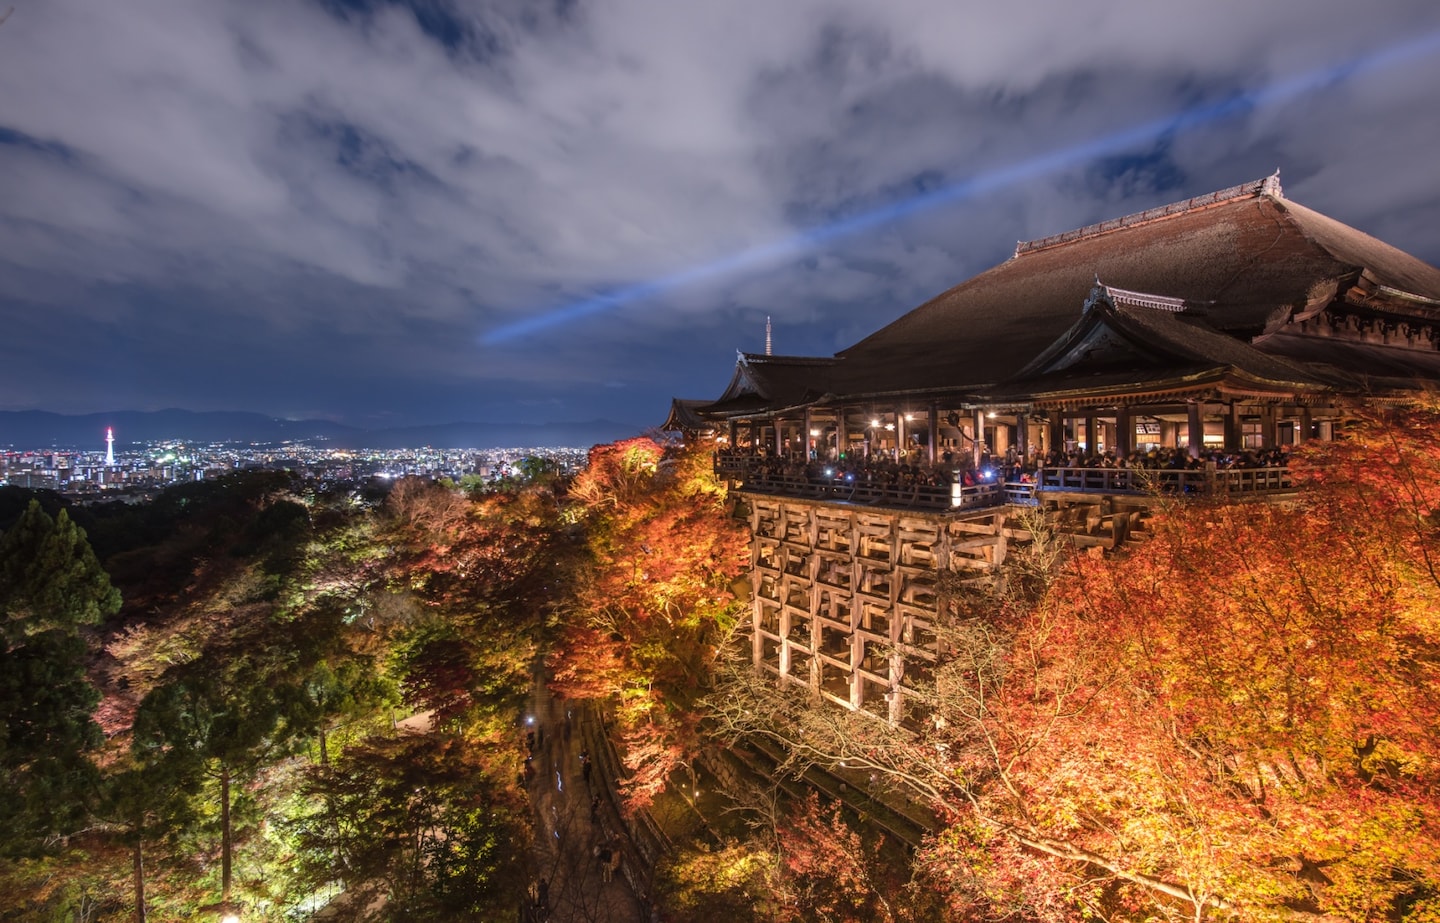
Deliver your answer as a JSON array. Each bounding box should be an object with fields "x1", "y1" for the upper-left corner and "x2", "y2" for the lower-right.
[
  {"x1": 550, "y1": 438, "x2": 748, "y2": 811},
  {"x1": 714, "y1": 401, "x2": 1440, "y2": 922}
]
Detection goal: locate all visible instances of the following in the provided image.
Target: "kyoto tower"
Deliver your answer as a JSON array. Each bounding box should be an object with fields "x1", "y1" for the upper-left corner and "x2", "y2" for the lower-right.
[{"x1": 105, "y1": 427, "x2": 115, "y2": 467}]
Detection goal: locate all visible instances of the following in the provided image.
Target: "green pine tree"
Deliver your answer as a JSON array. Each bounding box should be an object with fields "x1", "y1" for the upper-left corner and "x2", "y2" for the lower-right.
[{"x1": 0, "y1": 500, "x2": 122, "y2": 854}]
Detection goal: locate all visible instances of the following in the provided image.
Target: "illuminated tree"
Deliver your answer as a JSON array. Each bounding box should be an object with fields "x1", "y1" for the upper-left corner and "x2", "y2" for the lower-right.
[
  {"x1": 714, "y1": 403, "x2": 1440, "y2": 921},
  {"x1": 0, "y1": 500, "x2": 121, "y2": 854},
  {"x1": 551, "y1": 439, "x2": 748, "y2": 811},
  {"x1": 290, "y1": 731, "x2": 530, "y2": 919}
]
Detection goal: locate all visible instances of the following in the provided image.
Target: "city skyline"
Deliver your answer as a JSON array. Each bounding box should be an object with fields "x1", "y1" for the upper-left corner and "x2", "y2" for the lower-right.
[{"x1": 2, "y1": 1, "x2": 1439, "y2": 429}]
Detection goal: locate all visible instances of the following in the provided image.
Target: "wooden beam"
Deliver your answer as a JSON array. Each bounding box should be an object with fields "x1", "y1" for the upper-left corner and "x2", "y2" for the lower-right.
[{"x1": 928, "y1": 402, "x2": 939, "y2": 464}]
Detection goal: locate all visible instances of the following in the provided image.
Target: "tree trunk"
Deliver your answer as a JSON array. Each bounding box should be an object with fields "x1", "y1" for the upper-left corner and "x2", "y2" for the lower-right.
[
  {"x1": 132, "y1": 834, "x2": 146, "y2": 923},
  {"x1": 220, "y1": 764, "x2": 232, "y2": 906}
]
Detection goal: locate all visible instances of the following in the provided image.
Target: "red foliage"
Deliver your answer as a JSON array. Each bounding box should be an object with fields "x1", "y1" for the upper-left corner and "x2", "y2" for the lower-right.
[
  {"x1": 775, "y1": 793, "x2": 900, "y2": 923},
  {"x1": 547, "y1": 627, "x2": 630, "y2": 701},
  {"x1": 385, "y1": 487, "x2": 561, "y2": 616},
  {"x1": 616, "y1": 710, "x2": 698, "y2": 815},
  {"x1": 549, "y1": 440, "x2": 748, "y2": 812},
  {"x1": 920, "y1": 410, "x2": 1440, "y2": 919},
  {"x1": 907, "y1": 402, "x2": 1440, "y2": 920},
  {"x1": 398, "y1": 634, "x2": 482, "y2": 721}
]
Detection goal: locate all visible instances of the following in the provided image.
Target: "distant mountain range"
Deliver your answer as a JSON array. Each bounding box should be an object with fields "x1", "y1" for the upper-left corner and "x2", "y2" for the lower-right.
[{"x1": 0, "y1": 410, "x2": 643, "y2": 451}]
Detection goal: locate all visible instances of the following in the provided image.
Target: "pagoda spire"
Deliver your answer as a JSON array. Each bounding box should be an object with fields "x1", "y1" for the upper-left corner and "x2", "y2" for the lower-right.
[{"x1": 105, "y1": 427, "x2": 115, "y2": 467}]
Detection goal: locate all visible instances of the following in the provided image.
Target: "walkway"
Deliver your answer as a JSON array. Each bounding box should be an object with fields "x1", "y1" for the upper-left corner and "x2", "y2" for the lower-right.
[{"x1": 522, "y1": 669, "x2": 646, "y2": 923}]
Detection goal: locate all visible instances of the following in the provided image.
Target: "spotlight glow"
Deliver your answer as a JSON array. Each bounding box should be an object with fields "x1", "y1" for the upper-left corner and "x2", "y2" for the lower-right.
[{"x1": 482, "y1": 30, "x2": 1440, "y2": 345}]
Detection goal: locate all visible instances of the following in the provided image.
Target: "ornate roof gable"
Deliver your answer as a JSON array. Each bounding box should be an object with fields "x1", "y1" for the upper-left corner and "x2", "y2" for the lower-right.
[
  {"x1": 1012, "y1": 283, "x2": 1200, "y2": 379},
  {"x1": 1005, "y1": 282, "x2": 1325, "y2": 394},
  {"x1": 704, "y1": 352, "x2": 841, "y2": 416}
]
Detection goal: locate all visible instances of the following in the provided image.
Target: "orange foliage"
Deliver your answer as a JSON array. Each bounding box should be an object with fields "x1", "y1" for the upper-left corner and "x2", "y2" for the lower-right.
[
  {"x1": 922, "y1": 403, "x2": 1440, "y2": 920},
  {"x1": 549, "y1": 439, "x2": 748, "y2": 813},
  {"x1": 775, "y1": 793, "x2": 904, "y2": 923},
  {"x1": 385, "y1": 485, "x2": 561, "y2": 616}
]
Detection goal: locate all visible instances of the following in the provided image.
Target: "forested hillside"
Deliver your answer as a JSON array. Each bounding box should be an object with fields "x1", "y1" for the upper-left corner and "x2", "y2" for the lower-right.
[{"x1": 1, "y1": 407, "x2": 1437, "y2": 922}]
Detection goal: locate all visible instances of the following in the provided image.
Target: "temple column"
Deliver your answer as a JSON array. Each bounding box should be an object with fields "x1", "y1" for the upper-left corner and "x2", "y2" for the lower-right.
[
  {"x1": 803, "y1": 407, "x2": 813, "y2": 459},
  {"x1": 1187, "y1": 402, "x2": 1204, "y2": 458},
  {"x1": 1016, "y1": 413, "x2": 1029, "y2": 460},
  {"x1": 1084, "y1": 414, "x2": 1098, "y2": 455},
  {"x1": 896, "y1": 409, "x2": 906, "y2": 460},
  {"x1": 1048, "y1": 412, "x2": 1063, "y2": 457},
  {"x1": 991, "y1": 415, "x2": 1009, "y2": 456},
  {"x1": 1115, "y1": 407, "x2": 1132, "y2": 458},
  {"x1": 1223, "y1": 402, "x2": 1241, "y2": 453},
  {"x1": 974, "y1": 410, "x2": 986, "y2": 468},
  {"x1": 1298, "y1": 406, "x2": 1312, "y2": 445},
  {"x1": 1261, "y1": 405, "x2": 1277, "y2": 450},
  {"x1": 928, "y1": 402, "x2": 939, "y2": 464},
  {"x1": 728, "y1": 419, "x2": 737, "y2": 447}
]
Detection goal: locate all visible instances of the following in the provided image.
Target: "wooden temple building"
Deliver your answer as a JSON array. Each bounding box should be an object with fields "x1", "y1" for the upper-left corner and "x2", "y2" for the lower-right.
[{"x1": 668, "y1": 174, "x2": 1440, "y2": 723}]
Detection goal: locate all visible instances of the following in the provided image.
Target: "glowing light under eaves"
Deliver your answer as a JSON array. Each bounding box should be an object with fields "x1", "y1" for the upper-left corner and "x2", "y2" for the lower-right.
[{"x1": 481, "y1": 28, "x2": 1440, "y2": 345}]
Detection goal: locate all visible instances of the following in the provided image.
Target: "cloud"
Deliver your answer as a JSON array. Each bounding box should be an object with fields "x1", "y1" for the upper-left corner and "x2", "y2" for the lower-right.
[{"x1": 1, "y1": 0, "x2": 1438, "y2": 425}]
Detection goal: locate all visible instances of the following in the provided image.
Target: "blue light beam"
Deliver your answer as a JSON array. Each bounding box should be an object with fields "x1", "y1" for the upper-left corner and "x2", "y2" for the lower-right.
[{"x1": 482, "y1": 28, "x2": 1440, "y2": 345}]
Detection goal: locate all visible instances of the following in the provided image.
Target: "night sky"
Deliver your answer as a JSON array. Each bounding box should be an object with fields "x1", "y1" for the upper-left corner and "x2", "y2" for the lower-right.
[{"x1": 3, "y1": 1, "x2": 1439, "y2": 430}]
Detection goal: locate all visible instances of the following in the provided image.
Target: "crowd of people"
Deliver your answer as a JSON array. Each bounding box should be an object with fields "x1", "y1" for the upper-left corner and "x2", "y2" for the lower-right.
[
  {"x1": 725, "y1": 452, "x2": 964, "y2": 490},
  {"x1": 716, "y1": 443, "x2": 1293, "y2": 494},
  {"x1": 1034, "y1": 445, "x2": 1291, "y2": 472}
]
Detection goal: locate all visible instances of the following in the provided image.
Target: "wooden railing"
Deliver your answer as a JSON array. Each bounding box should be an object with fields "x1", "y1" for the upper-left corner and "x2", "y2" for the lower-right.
[
  {"x1": 727, "y1": 468, "x2": 1001, "y2": 512},
  {"x1": 715, "y1": 456, "x2": 1293, "y2": 510},
  {"x1": 1038, "y1": 466, "x2": 1292, "y2": 495}
]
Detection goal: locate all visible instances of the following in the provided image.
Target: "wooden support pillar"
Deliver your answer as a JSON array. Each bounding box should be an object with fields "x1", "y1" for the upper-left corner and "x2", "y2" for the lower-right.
[
  {"x1": 1115, "y1": 407, "x2": 1131, "y2": 458},
  {"x1": 1298, "y1": 406, "x2": 1312, "y2": 444},
  {"x1": 1016, "y1": 412, "x2": 1029, "y2": 459},
  {"x1": 974, "y1": 410, "x2": 986, "y2": 468},
  {"x1": 1187, "y1": 403, "x2": 1204, "y2": 458},
  {"x1": 728, "y1": 419, "x2": 737, "y2": 447},
  {"x1": 991, "y1": 415, "x2": 1009, "y2": 455},
  {"x1": 928, "y1": 402, "x2": 939, "y2": 464},
  {"x1": 803, "y1": 407, "x2": 813, "y2": 459},
  {"x1": 774, "y1": 418, "x2": 785, "y2": 457},
  {"x1": 896, "y1": 409, "x2": 906, "y2": 459},
  {"x1": 1261, "y1": 405, "x2": 1277, "y2": 450},
  {"x1": 1084, "y1": 414, "x2": 1098, "y2": 454},
  {"x1": 836, "y1": 405, "x2": 846, "y2": 459},
  {"x1": 1048, "y1": 411, "x2": 1063, "y2": 457},
  {"x1": 1223, "y1": 402, "x2": 1241, "y2": 452},
  {"x1": 849, "y1": 630, "x2": 864, "y2": 710},
  {"x1": 809, "y1": 607, "x2": 821, "y2": 693}
]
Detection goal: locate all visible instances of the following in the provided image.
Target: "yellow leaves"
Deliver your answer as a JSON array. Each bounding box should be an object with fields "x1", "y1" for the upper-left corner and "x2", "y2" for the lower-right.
[{"x1": 655, "y1": 842, "x2": 781, "y2": 919}]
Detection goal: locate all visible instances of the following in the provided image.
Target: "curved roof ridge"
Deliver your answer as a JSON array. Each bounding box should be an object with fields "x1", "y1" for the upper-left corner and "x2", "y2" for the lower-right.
[
  {"x1": 1096, "y1": 281, "x2": 1190, "y2": 313},
  {"x1": 1015, "y1": 173, "x2": 1282, "y2": 256}
]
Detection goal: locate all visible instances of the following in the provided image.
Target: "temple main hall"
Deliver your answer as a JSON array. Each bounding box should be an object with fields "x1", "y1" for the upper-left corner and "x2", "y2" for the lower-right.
[{"x1": 670, "y1": 174, "x2": 1440, "y2": 722}]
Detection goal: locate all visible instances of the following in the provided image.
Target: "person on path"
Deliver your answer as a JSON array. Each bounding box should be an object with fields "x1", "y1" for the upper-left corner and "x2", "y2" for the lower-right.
[
  {"x1": 597, "y1": 844, "x2": 613, "y2": 882},
  {"x1": 608, "y1": 842, "x2": 622, "y2": 883}
]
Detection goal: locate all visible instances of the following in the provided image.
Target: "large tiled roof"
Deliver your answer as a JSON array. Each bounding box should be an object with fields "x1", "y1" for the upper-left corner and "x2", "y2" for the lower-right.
[{"x1": 829, "y1": 179, "x2": 1440, "y2": 398}]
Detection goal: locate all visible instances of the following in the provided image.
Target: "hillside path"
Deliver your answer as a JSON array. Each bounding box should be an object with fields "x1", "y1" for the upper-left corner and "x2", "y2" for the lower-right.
[{"x1": 523, "y1": 670, "x2": 648, "y2": 922}]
